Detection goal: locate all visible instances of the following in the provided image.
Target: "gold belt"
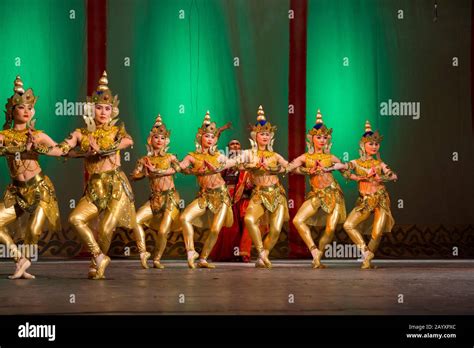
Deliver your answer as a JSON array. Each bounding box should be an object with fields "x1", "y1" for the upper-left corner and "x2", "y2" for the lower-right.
[
  {"x1": 360, "y1": 188, "x2": 387, "y2": 198},
  {"x1": 12, "y1": 172, "x2": 45, "y2": 188},
  {"x1": 88, "y1": 167, "x2": 121, "y2": 181},
  {"x1": 201, "y1": 185, "x2": 227, "y2": 194},
  {"x1": 157, "y1": 188, "x2": 176, "y2": 195},
  {"x1": 255, "y1": 183, "x2": 281, "y2": 192}
]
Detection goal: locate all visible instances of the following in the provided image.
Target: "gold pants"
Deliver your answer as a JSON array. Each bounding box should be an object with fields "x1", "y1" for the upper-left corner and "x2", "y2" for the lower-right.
[
  {"x1": 136, "y1": 201, "x2": 174, "y2": 261},
  {"x1": 343, "y1": 207, "x2": 388, "y2": 253},
  {"x1": 293, "y1": 198, "x2": 341, "y2": 253},
  {"x1": 244, "y1": 199, "x2": 285, "y2": 254},
  {"x1": 0, "y1": 202, "x2": 47, "y2": 260},
  {"x1": 180, "y1": 198, "x2": 229, "y2": 260},
  {"x1": 69, "y1": 192, "x2": 146, "y2": 257}
]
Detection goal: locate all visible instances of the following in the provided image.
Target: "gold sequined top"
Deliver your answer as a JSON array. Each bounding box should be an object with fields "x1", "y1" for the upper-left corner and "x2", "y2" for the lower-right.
[
  {"x1": 256, "y1": 149, "x2": 278, "y2": 167},
  {"x1": 304, "y1": 152, "x2": 336, "y2": 190},
  {"x1": 78, "y1": 124, "x2": 127, "y2": 153},
  {"x1": 0, "y1": 128, "x2": 43, "y2": 147},
  {"x1": 147, "y1": 154, "x2": 173, "y2": 170},
  {"x1": 353, "y1": 158, "x2": 383, "y2": 177},
  {"x1": 305, "y1": 152, "x2": 333, "y2": 169},
  {"x1": 189, "y1": 151, "x2": 221, "y2": 170}
]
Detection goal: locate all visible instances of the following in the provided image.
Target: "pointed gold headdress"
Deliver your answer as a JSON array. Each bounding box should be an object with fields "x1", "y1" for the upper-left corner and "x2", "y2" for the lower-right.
[
  {"x1": 147, "y1": 114, "x2": 171, "y2": 155},
  {"x1": 150, "y1": 114, "x2": 170, "y2": 138},
  {"x1": 360, "y1": 120, "x2": 383, "y2": 143},
  {"x1": 308, "y1": 109, "x2": 332, "y2": 136},
  {"x1": 251, "y1": 105, "x2": 277, "y2": 133},
  {"x1": 194, "y1": 111, "x2": 231, "y2": 154},
  {"x1": 197, "y1": 111, "x2": 218, "y2": 136},
  {"x1": 4, "y1": 76, "x2": 38, "y2": 129},
  {"x1": 86, "y1": 71, "x2": 120, "y2": 117},
  {"x1": 83, "y1": 71, "x2": 120, "y2": 131}
]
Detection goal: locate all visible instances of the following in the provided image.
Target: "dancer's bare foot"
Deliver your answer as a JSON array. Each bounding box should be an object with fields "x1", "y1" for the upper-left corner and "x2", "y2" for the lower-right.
[
  {"x1": 361, "y1": 250, "x2": 375, "y2": 269},
  {"x1": 8, "y1": 258, "x2": 31, "y2": 279},
  {"x1": 255, "y1": 258, "x2": 266, "y2": 268},
  {"x1": 187, "y1": 250, "x2": 199, "y2": 269},
  {"x1": 311, "y1": 248, "x2": 326, "y2": 269},
  {"x1": 21, "y1": 272, "x2": 36, "y2": 279},
  {"x1": 259, "y1": 250, "x2": 272, "y2": 269}
]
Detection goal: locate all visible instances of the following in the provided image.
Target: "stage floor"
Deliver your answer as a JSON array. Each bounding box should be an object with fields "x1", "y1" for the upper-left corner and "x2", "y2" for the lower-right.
[{"x1": 0, "y1": 260, "x2": 473, "y2": 315}]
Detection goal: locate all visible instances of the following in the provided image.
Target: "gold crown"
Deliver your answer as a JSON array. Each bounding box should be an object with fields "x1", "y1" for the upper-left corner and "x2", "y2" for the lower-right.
[
  {"x1": 251, "y1": 105, "x2": 276, "y2": 133},
  {"x1": 4, "y1": 76, "x2": 38, "y2": 124},
  {"x1": 361, "y1": 120, "x2": 383, "y2": 143},
  {"x1": 197, "y1": 111, "x2": 218, "y2": 136},
  {"x1": 87, "y1": 71, "x2": 120, "y2": 110},
  {"x1": 308, "y1": 109, "x2": 332, "y2": 136},
  {"x1": 150, "y1": 114, "x2": 170, "y2": 138}
]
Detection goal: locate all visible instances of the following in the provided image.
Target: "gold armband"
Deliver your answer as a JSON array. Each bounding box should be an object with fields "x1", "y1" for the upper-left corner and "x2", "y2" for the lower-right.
[
  {"x1": 34, "y1": 143, "x2": 52, "y2": 154},
  {"x1": 56, "y1": 142, "x2": 72, "y2": 155},
  {"x1": 171, "y1": 160, "x2": 182, "y2": 172}
]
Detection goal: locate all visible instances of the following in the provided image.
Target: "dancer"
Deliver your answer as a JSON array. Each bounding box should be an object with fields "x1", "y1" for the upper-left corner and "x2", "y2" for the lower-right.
[
  {"x1": 178, "y1": 111, "x2": 238, "y2": 269},
  {"x1": 37, "y1": 71, "x2": 150, "y2": 279},
  {"x1": 130, "y1": 115, "x2": 181, "y2": 269},
  {"x1": 286, "y1": 110, "x2": 346, "y2": 268},
  {"x1": 243, "y1": 105, "x2": 289, "y2": 268},
  {"x1": 0, "y1": 76, "x2": 60, "y2": 279},
  {"x1": 342, "y1": 120, "x2": 397, "y2": 269}
]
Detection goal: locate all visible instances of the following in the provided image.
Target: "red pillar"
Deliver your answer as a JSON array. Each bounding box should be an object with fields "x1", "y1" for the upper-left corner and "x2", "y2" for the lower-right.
[
  {"x1": 87, "y1": 0, "x2": 107, "y2": 94},
  {"x1": 288, "y1": 0, "x2": 310, "y2": 258}
]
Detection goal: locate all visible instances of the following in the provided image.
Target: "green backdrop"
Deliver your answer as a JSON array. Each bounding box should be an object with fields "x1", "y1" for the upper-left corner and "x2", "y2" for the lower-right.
[{"x1": 0, "y1": 0, "x2": 87, "y2": 218}]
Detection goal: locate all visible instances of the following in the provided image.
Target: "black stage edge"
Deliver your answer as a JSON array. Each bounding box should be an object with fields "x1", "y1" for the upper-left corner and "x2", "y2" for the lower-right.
[{"x1": 0, "y1": 315, "x2": 473, "y2": 347}]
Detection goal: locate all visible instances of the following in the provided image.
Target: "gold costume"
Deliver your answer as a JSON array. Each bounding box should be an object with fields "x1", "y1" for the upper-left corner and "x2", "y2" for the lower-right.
[
  {"x1": 0, "y1": 76, "x2": 60, "y2": 280},
  {"x1": 244, "y1": 106, "x2": 289, "y2": 267},
  {"x1": 69, "y1": 167, "x2": 145, "y2": 256},
  {"x1": 343, "y1": 121, "x2": 397, "y2": 269},
  {"x1": 67, "y1": 71, "x2": 148, "y2": 279},
  {"x1": 0, "y1": 172, "x2": 60, "y2": 260},
  {"x1": 133, "y1": 115, "x2": 182, "y2": 268},
  {"x1": 4, "y1": 173, "x2": 61, "y2": 234},
  {"x1": 245, "y1": 182, "x2": 289, "y2": 253},
  {"x1": 343, "y1": 159, "x2": 395, "y2": 241},
  {"x1": 292, "y1": 151, "x2": 347, "y2": 268},
  {"x1": 181, "y1": 186, "x2": 233, "y2": 262},
  {"x1": 136, "y1": 189, "x2": 180, "y2": 266},
  {"x1": 289, "y1": 110, "x2": 347, "y2": 267},
  {"x1": 180, "y1": 112, "x2": 233, "y2": 268}
]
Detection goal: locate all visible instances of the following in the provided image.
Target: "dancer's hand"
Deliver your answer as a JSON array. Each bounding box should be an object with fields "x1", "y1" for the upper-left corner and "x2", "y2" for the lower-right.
[
  {"x1": 256, "y1": 156, "x2": 269, "y2": 171},
  {"x1": 143, "y1": 157, "x2": 157, "y2": 174},
  {"x1": 309, "y1": 160, "x2": 322, "y2": 175},
  {"x1": 26, "y1": 120, "x2": 38, "y2": 151},
  {"x1": 203, "y1": 160, "x2": 217, "y2": 172}
]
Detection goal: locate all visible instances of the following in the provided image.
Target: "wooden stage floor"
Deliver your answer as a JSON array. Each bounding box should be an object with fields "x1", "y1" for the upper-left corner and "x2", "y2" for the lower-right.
[{"x1": 0, "y1": 260, "x2": 473, "y2": 315}]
